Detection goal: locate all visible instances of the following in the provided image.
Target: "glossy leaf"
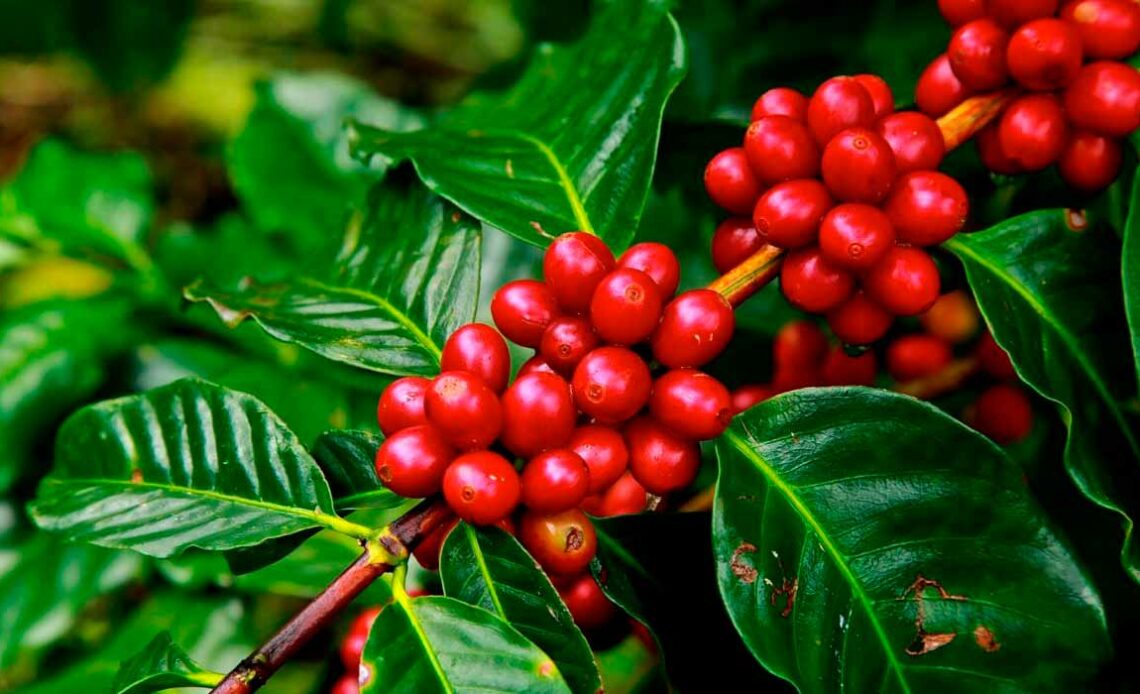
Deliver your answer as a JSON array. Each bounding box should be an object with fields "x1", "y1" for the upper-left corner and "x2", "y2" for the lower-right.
[
  {"x1": 441, "y1": 523, "x2": 600, "y2": 694},
  {"x1": 30, "y1": 378, "x2": 368, "y2": 558},
  {"x1": 1123, "y1": 172, "x2": 1140, "y2": 389},
  {"x1": 112, "y1": 632, "x2": 221, "y2": 693},
  {"x1": 946, "y1": 211, "x2": 1140, "y2": 582},
  {"x1": 312, "y1": 429, "x2": 403, "y2": 510},
  {"x1": 185, "y1": 174, "x2": 480, "y2": 376},
  {"x1": 715, "y1": 387, "x2": 1110, "y2": 692},
  {"x1": 349, "y1": 0, "x2": 686, "y2": 249},
  {"x1": 361, "y1": 595, "x2": 570, "y2": 693}
]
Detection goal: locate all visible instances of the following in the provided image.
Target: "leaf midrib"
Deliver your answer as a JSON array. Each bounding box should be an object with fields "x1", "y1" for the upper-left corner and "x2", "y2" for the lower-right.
[
  {"x1": 395, "y1": 596, "x2": 455, "y2": 694},
  {"x1": 723, "y1": 429, "x2": 911, "y2": 694},
  {"x1": 463, "y1": 524, "x2": 507, "y2": 617}
]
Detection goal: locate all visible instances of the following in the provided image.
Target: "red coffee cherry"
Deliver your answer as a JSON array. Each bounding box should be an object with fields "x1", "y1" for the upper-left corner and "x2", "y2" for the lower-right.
[
  {"x1": 521, "y1": 449, "x2": 591, "y2": 513},
  {"x1": 820, "y1": 128, "x2": 898, "y2": 204},
  {"x1": 412, "y1": 517, "x2": 458, "y2": 571},
  {"x1": 976, "y1": 331, "x2": 1018, "y2": 380},
  {"x1": 773, "y1": 320, "x2": 829, "y2": 373},
  {"x1": 491, "y1": 279, "x2": 559, "y2": 348},
  {"x1": 884, "y1": 171, "x2": 969, "y2": 247},
  {"x1": 443, "y1": 451, "x2": 521, "y2": 525},
  {"x1": 1058, "y1": 131, "x2": 1124, "y2": 191},
  {"x1": 780, "y1": 247, "x2": 856, "y2": 313},
  {"x1": 517, "y1": 355, "x2": 558, "y2": 378},
  {"x1": 568, "y1": 424, "x2": 629, "y2": 493},
  {"x1": 331, "y1": 675, "x2": 359, "y2": 694},
  {"x1": 704, "y1": 147, "x2": 764, "y2": 214},
  {"x1": 939, "y1": 0, "x2": 986, "y2": 26},
  {"x1": 916, "y1": 53, "x2": 972, "y2": 117},
  {"x1": 558, "y1": 574, "x2": 616, "y2": 630},
  {"x1": 651, "y1": 290, "x2": 736, "y2": 368},
  {"x1": 948, "y1": 19, "x2": 1010, "y2": 91},
  {"x1": 920, "y1": 290, "x2": 980, "y2": 344},
  {"x1": 818, "y1": 203, "x2": 896, "y2": 271},
  {"x1": 826, "y1": 292, "x2": 894, "y2": 345},
  {"x1": 649, "y1": 369, "x2": 733, "y2": 441},
  {"x1": 1063, "y1": 61, "x2": 1140, "y2": 137},
  {"x1": 425, "y1": 372, "x2": 502, "y2": 450},
  {"x1": 730, "y1": 384, "x2": 775, "y2": 414},
  {"x1": 976, "y1": 123, "x2": 1023, "y2": 175},
  {"x1": 589, "y1": 269, "x2": 664, "y2": 345},
  {"x1": 572, "y1": 346, "x2": 652, "y2": 423},
  {"x1": 807, "y1": 76, "x2": 877, "y2": 146},
  {"x1": 886, "y1": 334, "x2": 954, "y2": 382},
  {"x1": 875, "y1": 111, "x2": 946, "y2": 174},
  {"x1": 441, "y1": 323, "x2": 511, "y2": 393},
  {"x1": 998, "y1": 94, "x2": 1069, "y2": 172},
  {"x1": 853, "y1": 74, "x2": 895, "y2": 119},
  {"x1": 377, "y1": 376, "x2": 429, "y2": 436},
  {"x1": 1060, "y1": 0, "x2": 1140, "y2": 60},
  {"x1": 618, "y1": 242, "x2": 681, "y2": 298},
  {"x1": 969, "y1": 384, "x2": 1034, "y2": 444},
  {"x1": 1007, "y1": 19, "x2": 1084, "y2": 91},
  {"x1": 711, "y1": 217, "x2": 763, "y2": 274},
  {"x1": 585, "y1": 472, "x2": 648, "y2": 517},
  {"x1": 625, "y1": 416, "x2": 702, "y2": 494},
  {"x1": 340, "y1": 606, "x2": 382, "y2": 670},
  {"x1": 519, "y1": 509, "x2": 597, "y2": 576},
  {"x1": 864, "y1": 247, "x2": 942, "y2": 316},
  {"x1": 540, "y1": 316, "x2": 599, "y2": 375},
  {"x1": 772, "y1": 362, "x2": 822, "y2": 394},
  {"x1": 989, "y1": 0, "x2": 1060, "y2": 28},
  {"x1": 375, "y1": 425, "x2": 455, "y2": 498},
  {"x1": 543, "y1": 232, "x2": 616, "y2": 314},
  {"x1": 820, "y1": 347, "x2": 878, "y2": 386},
  {"x1": 753, "y1": 179, "x2": 834, "y2": 249},
  {"x1": 751, "y1": 87, "x2": 810, "y2": 121},
  {"x1": 500, "y1": 372, "x2": 577, "y2": 457},
  {"x1": 743, "y1": 116, "x2": 821, "y2": 184}
]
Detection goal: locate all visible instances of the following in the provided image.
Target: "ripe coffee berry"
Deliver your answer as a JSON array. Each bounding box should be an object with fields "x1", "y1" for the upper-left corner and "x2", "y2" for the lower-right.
[
  {"x1": 969, "y1": 384, "x2": 1034, "y2": 444},
  {"x1": 625, "y1": 416, "x2": 702, "y2": 494},
  {"x1": 806, "y1": 76, "x2": 877, "y2": 145},
  {"x1": 773, "y1": 320, "x2": 828, "y2": 373},
  {"x1": 884, "y1": 171, "x2": 969, "y2": 246},
  {"x1": 976, "y1": 123, "x2": 1023, "y2": 175},
  {"x1": 705, "y1": 147, "x2": 764, "y2": 214},
  {"x1": 581, "y1": 471, "x2": 648, "y2": 516},
  {"x1": 821, "y1": 128, "x2": 898, "y2": 204},
  {"x1": 568, "y1": 424, "x2": 629, "y2": 493},
  {"x1": 711, "y1": 217, "x2": 763, "y2": 274},
  {"x1": 1058, "y1": 131, "x2": 1123, "y2": 191},
  {"x1": 543, "y1": 232, "x2": 616, "y2": 314},
  {"x1": 1063, "y1": 61, "x2": 1140, "y2": 137},
  {"x1": 916, "y1": 53, "x2": 972, "y2": 117},
  {"x1": 920, "y1": 290, "x2": 980, "y2": 343},
  {"x1": 590, "y1": 269, "x2": 664, "y2": 345},
  {"x1": 425, "y1": 371, "x2": 503, "y2": 450},
  {"x1": 876, "y1": 111, "x2": 946, "y2": 173},
  {"x1": 948, "y1": 19, "x2": 1010, "y2": 90},
  {"x1": 519, "y1": 509, "x2": 597, "y2": 576},
  {"x1": 341, "y1": 607, "x2": 382, "y2": 670},
  {"x1": 864, "y1": 247, "x2": 942, "y2": 316},
  {"x1": 989, "y1": 0, "x2": 1059, "y2": 28},
  {"x1": 731, "y1": 384, "x2": 774, "y2": 414},
  {"x1": 751, "y1": 87, "x2": 810, "y2": 121},
  {"x1": 572, "y1": 346, "x2": 652, "y2": 423},
  {"x1": 558, "y1": 574, "x2": 616, "y2": 630},
  {"x1": 1060, "y1": 0, "x2": 1140, "y2": 60},
  {"x1": 413, "y1": 518, "x2": 457, "y2": 571},
  {"x1": 853, "y1": 74, "x2": 895, "y2": 119},
  {"x1": 977, "y1": 331, "x2": 1018, "y2": 380},
  {"x1": 441, "y1": 323, "x2": 511, "y2": 393},
  {"x1": 618, "y1": 242, "x2": 681, "y2": 298},
  {"x1": 939, "y1": 0, "x2": 986, "y2": 26},
  {"x1": 998, "y1": 94, "x2": 1069, "y2": 171},
  {"x1": 521, "y1": 449, "x2": 591, "y2": 513},
  {"x1": 331, "y1": 676, "x2": 359, "y2": 694},
  {"x1": 500, "y1": 372, "x2": 576, "y2": 457},
  {"x1": 375, "y1": 425, "x2": 455, "y2": 498},
  {"x1": 818, "y1": 203, "x2": 896, "y2": 271},
  {"x1": 827, "y1": 292, "x2": 894, "y2": 345},
  {"x1": 753, "y1": 179, "x2": 834, "y2": 249},
  {"x1": 780, "y1": 247, "x2": 855, "y2": 313},
  {"x1": 743, "y1": 116, "x2": 821, "y2": 184},
  {"x1": 1007, "y1": 19, "x2": 1084, "y2": 90},
  {"x1": 377, "y1": 376, "x2": 428, "y2": 436},
  {"x1": 649, "y1": 369, "x2": 733, "y2": 441},
  {"x1": 651, "y1": 289, "x2": 736, "y2": 368},
  {"x1": 517, "y1": 355, "x2": 557, "y2": 378},
  {"x1": 886, "y1": 334, "x2": 954, "y2": 381},
  {"x1": 443, "y1": 451, "x2": 521, "y2": 525},
  {"x1": 540, "y1": 316, "x2": 599, "y2": 375},
  {"x1": 820, "y1": 347, "x2": 878, "y2": 386},
  {"x1": 491, "y1": 279, "x2": 559, "y2": 348}
]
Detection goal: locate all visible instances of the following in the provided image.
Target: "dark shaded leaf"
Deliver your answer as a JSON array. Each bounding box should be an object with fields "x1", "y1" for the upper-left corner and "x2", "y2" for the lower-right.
[
  {"x1": 312, "y1": 429, "x2": 402, "y2": 510},
  {"x1": 68, "y1": 0, "x2": 194, "y2": 92},
  {"x1": 112, "y1": 632, "x2": 221, "y2": 693},
  {"x1": 1123, "y1": 172, "x2": 1140, "y2": 389}
]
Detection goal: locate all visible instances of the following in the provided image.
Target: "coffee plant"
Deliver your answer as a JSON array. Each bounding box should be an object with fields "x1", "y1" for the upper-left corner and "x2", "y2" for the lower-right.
[{"x1": 2, "y1": 0, "x2": 1139, "y2": 691}]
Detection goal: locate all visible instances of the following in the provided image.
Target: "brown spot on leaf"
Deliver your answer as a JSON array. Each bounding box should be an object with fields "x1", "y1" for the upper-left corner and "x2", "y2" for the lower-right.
[
  {"x1": 130, "y1": 469, "x2": 144, "y2": 483},
  {"x1": 730, "y1": 543, "x2": 758, "y2": 584},
  {"x1": 907, "y1": 631, "x2": 957, "y2": 656},
  {"x1": 902, "y1": 575, "x2": 967, "y2": 657},
  {"x1": 450, "y1": 211, "x2": 462, "y2": 223},
  {"x1": 974, "y1": 625, "x2": 1001, "y2": 652},
  {"x1": 770, "y1": 576, "x2": 798, "y2": 618},
  {"x1": 538, "y1": 660, "x2": 556, "y2": 678},
  {"x1": 1064, "y1": 209, "x2": 1088, "y2": 232}
]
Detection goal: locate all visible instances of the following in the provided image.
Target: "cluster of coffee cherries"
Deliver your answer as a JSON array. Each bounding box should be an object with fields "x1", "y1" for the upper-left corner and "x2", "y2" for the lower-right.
[
  {"x1": 373, "y1": 231, "x2": 737, "y2": 626},
  {"x1": 918, "y1": 0, "x2": 1140, "y2": 188},
  {"x1": 705, "y1": 73, "x2": 969, "y2": 346}
]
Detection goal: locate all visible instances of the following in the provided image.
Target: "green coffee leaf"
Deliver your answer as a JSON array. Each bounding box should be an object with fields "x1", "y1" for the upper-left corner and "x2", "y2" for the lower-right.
[
  {"x1": 112, "y1": 632, "x2": 222, "y2": 693},
  {"x1": 1123, "y1": 172, "x2": 1140, "y2": 389},
  {"x1": 312, "y1": 429, "x2": 403, "y2": 510}
]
